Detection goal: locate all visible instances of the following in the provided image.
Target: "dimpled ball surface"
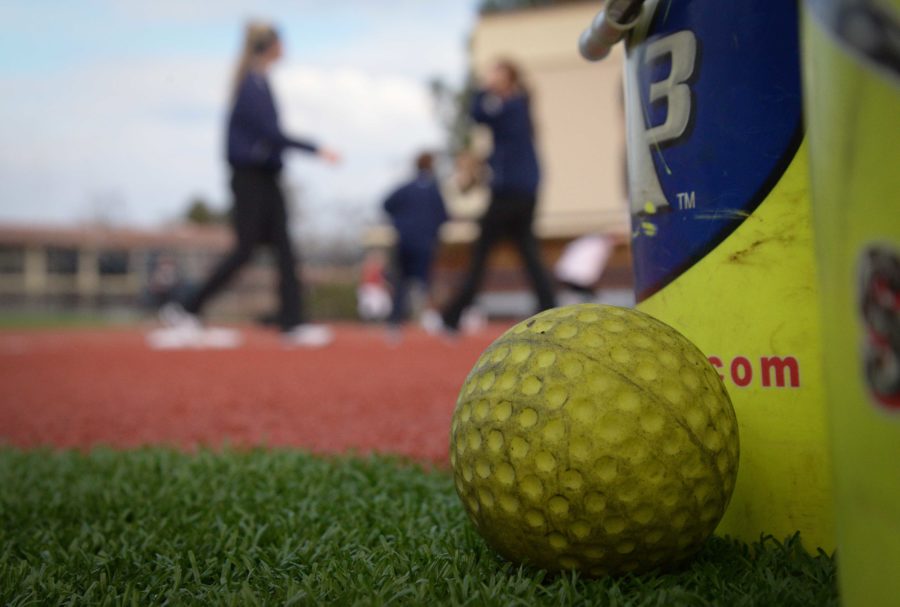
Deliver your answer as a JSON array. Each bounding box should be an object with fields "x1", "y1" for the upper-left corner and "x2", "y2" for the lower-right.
[{"x1": 449, "y1": 304, "x2": 739, "y2": 576}]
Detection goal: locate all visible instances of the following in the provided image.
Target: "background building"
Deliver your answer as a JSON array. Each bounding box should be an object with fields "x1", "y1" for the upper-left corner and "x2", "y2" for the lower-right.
[
  {"x1": 0, "y1": 224, "x2": 358, "y2": 321},
  {"x1": 0, "y1": 224, "x2": 225, "y2": 314}
]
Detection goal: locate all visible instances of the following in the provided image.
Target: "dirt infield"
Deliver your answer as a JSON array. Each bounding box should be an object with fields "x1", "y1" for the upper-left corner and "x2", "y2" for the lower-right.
[{"x1": 0, "y1": 324, "x2": 509, "y2": 463}]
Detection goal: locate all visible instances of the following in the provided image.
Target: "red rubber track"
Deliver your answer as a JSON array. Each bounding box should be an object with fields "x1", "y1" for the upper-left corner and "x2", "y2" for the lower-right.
[{"x1": 0, "y1": 324, "x2": 508, "y2": 463}]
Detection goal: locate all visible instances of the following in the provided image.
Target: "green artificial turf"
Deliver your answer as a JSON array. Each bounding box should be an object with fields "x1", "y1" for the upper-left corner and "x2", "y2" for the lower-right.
[{"x1": 0, "y1": 449, "x2": 837, "y2": 606}]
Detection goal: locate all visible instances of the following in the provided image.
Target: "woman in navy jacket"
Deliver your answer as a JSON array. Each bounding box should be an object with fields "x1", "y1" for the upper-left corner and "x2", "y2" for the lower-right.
[
  {"x1": 442, "y1": 60, "x2": 557, "y2": 331},
  {"x1": 164, "y1": 22, "x2": 339, "y2": 346}
]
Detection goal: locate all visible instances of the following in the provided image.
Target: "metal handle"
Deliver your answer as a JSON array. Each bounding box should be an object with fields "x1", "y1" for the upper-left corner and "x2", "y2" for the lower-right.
[{"x1": 579, "y1": 0, "x2": 645, "y2": 61}]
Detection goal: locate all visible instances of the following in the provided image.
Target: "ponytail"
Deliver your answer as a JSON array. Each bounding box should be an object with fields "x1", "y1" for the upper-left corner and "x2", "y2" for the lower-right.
[{"x1": 231, "y1": 21, "x2": 280, "y2": 100}]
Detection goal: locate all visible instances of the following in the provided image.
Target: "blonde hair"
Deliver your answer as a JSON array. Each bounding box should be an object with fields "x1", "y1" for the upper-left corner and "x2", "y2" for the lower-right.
[{"x1": 232, "y1": 21, "x2": 280, "y2": 98}]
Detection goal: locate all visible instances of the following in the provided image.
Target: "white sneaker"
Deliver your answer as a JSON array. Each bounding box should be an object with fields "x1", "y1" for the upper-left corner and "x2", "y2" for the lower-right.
[
  {"x1": 149, "y1": 303, "x2": 203, "y2": 350},
  {"x1": 150, "y1": 303, "x2": 243, "y2": 350},
  {"x1": 460, "y1": 307, "x2": 487, "y2": 335},
  {"x1": 282, "y1": 324, "x2": 334, "y2": 348},
  {"x1": 198, "y1": 327, "x2": 242, "y2": 349},
  {"x1": 146, "y1": 325, "x2": 242, "y2": 350},
  {"x1": 146, "y1": 326, "x2": 198, "y2": 350},
  {"x1": 159, "y1": 302, "x2": 201, "y2": 330},
  {"x1": 420, "y1": 308, "x2": 443, "y2": 335}
]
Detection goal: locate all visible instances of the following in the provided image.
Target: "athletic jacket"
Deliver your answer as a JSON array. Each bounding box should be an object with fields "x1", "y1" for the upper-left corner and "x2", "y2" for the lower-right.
[
  {"x1": 384, "y1": 173, "x2": 449, "y2": 251},
  {"x1": 227, "y1": 71, "x2": 318, "y2": 171},
  {"x1": 471, "y1": 90, "x2": 541, "y2": 196}
]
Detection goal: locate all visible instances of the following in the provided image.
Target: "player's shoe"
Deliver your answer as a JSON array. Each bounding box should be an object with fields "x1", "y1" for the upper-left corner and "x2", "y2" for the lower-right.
[
  {"x1": 420, "y1": 308, "x2": 443, "y2": 335},
  {"x1": 282, "y1": 324, "x2": 334, "y2": 348},
  {"x1": 159, "y1": 302, "x2": 201, "y2": 330},
  {"x1": 148, "y1": 302, "x2": 206, "y2": 349}
]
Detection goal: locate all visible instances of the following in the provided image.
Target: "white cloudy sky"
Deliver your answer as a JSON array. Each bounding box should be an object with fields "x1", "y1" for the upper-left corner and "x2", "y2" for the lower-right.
[{"x1": 0, "y1": 1, "x2": 478, "y2": 236}]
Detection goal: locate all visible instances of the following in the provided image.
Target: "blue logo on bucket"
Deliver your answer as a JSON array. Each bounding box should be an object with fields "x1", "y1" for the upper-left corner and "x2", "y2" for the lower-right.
[{"x1": 625, "y1": 1, "x2": 803, "y2": 301}]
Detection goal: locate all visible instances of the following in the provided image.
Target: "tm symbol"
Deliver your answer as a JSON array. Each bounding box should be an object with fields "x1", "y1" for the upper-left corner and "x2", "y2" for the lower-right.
[{"x1": 677, "y1": 191, "x2": 696, "y2": 210}]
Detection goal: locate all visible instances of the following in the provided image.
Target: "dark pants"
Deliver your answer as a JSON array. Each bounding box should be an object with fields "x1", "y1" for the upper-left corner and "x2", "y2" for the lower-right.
[
  {"x1": 388, "y1": 243, "x2": 435, "y2": 326},
  {"x1": 442, "y1": 191, "x2": 556, "y2": 329},
  {"x1": 184, "y1": 168, "x2": 303, "y2": 330}
]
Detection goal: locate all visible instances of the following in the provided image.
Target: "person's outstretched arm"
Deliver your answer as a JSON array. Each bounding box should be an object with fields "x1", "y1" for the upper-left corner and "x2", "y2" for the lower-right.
[{"x1": 235, "y1": 75, "x2": 323, "y2": 155}]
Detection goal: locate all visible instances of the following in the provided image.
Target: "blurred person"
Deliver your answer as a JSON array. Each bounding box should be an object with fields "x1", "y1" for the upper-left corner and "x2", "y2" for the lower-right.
[
  {"x1": 383, "y1": 152, "x2": 449, "y2": 337},
  {"x1": 441, "y1": 59, "x2": 556, "y2": 332},
  {"x1": 162, "y1": 22, "x2": 340, "y2": 347}
]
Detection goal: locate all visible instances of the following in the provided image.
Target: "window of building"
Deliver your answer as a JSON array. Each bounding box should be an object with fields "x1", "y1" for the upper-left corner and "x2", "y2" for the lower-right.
[
  {"x1": 98, "y1": 249, "x2": 130, "y2": 276},
  {"x1": 0, "y1": 245, "x2": 25, "y2": 274},
  {"x1": 46, "y1": 247, "x2": 79, "y2": 275}
]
